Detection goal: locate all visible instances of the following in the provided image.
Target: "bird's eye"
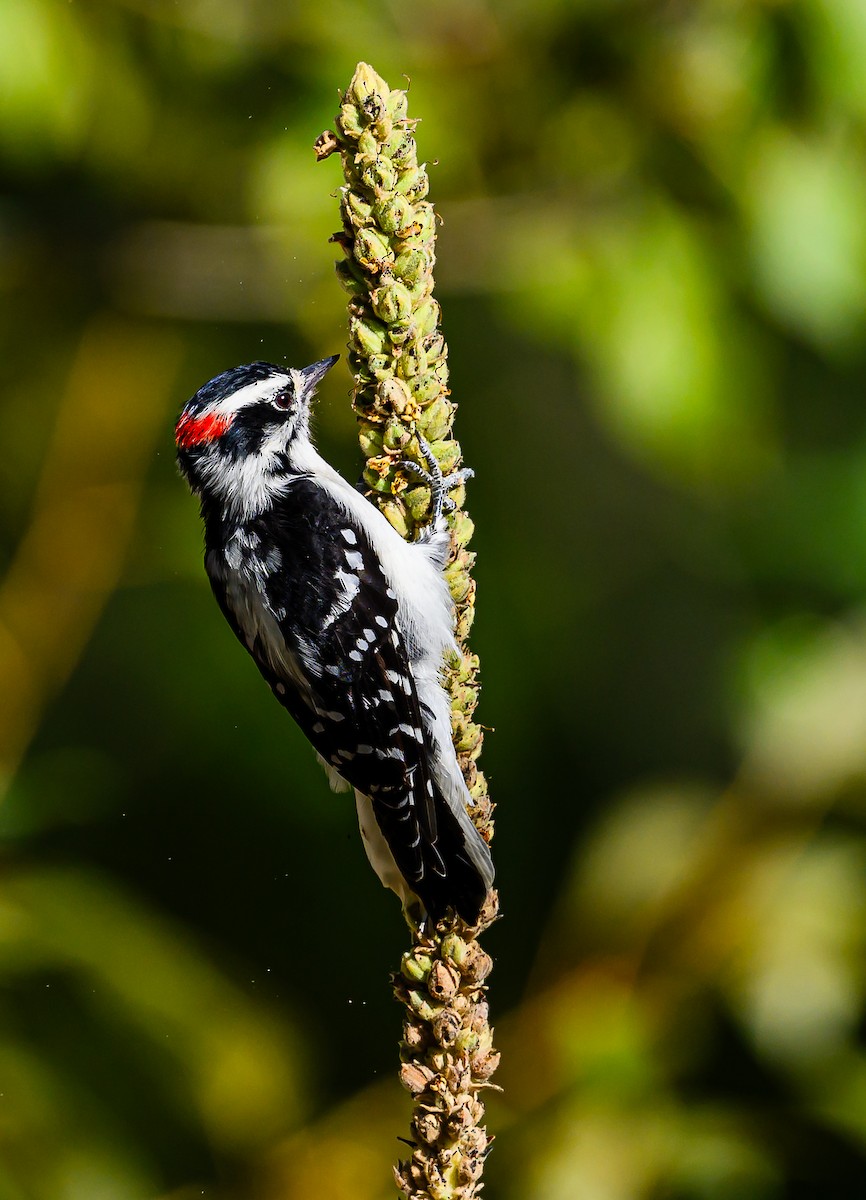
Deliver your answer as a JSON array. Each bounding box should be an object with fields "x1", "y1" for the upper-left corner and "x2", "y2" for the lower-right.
[{"x1": 272, "y1": 388, "x2": 293, "y2": 410}]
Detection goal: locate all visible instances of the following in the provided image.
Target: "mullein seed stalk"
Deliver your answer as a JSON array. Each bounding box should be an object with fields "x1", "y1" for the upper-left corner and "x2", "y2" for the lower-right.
[{"x1": 316, "y1": 62, "x2": 499, "y2": 1200}]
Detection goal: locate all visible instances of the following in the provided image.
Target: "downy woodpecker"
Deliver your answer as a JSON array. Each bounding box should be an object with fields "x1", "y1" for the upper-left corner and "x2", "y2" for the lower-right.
[{"x1": 175, "y1": 355, "x2": 494, "y2": 923}]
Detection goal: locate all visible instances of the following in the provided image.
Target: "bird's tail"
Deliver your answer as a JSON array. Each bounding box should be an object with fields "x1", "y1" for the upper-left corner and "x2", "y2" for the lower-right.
[{"x1": 357, "y1": 782, "x2": 493, "y2": 925}]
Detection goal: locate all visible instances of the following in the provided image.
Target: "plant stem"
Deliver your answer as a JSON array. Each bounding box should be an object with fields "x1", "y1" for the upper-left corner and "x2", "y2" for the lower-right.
[{"x1": 316, "y1": 62, "x2": 499, "y2": 1199}]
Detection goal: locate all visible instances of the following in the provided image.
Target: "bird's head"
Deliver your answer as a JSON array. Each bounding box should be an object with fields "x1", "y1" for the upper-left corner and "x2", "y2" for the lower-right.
[{"x1": 175, "y1": 355, "x2": 338, "y2": 516}]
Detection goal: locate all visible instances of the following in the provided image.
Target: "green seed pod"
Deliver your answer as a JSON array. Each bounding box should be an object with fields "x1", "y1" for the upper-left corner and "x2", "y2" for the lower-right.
[
  {"x1": 338, "y1": 103, "x2": 364, "y2": 138},
  {"x1": 386, "y1": 319, "x2": 414, "y2": 347},
  {"x1": 450, "y1": 510, "x2": 475, "y2": 548},
  {"x1": 386, "y1": 88, "x2": 408, "y2": 122},
  {"x1": 403, "y1": 167, "x2": 430, "y2": 203},
  {"x1": 366, "y1": 352, "x2": 392, "y2": 380},
  {"x1": 440, "y1": 932, "x2": 468, "y2": 968},
  {"x1": 380, "y1": 497, "x2": 410, "y2": 538},
  {"x1": 408, "y1": 276, "x2": 435, "y2": 306},
  {"x1": 350, "y1": 313, "x2": 388, "y2": 356},
  {"x1": 469, "y1": 776, "x2": 487, "y2": 802},
  {"x1": 429, "y1": 438, "x2": 460, "y2": 474},
  {"x1": 415, "y1": 298, "x2": 440, "y2": 337},
  {"x1": 342, "y1": 189, "x2": 373, "y2": 226},
  {"x1": 372, "y1": 279, "x2": 413, "y2": 324},
  {"x1": 455, "y1": 1028, "x2": 481, "y2": 1056},
  {"x1": 376, "y1": 375, "x2": 413, "y2": 414},
  {"x1": 445, "y1": 560, "x2": 472, "y2": 603},
  {"x1": 406, "y1": 990, "x2": 439, "y2": 1023},
  {"x1": 351, "y1": 382, "x2": 378, "y2": 414},
  {"x1": 396, "y1": 341, "x2": 428, "y2": 379},
  {"x1": 452, "y1": 683, "x2": 479, "y2": 715},
  {"x1": 408, "y1": 201, "x2": 436, "y2": 240},
  {"x1": 372, "y1": 113, "x2": 393, "y2": 141},
  {"x1": 362, "y1": 158, "x2": 398, "y2": 195},
  {"x1": 358, "y1": 424, "x2": 384, "y2": 457},
  {"x1": 353, "y1": 226, "x2": 393, "y2": 270},
  {"x1": 363, "y1": 466, "x2": 394, "y2": 494},
  {"x1": 383, "y1": 418, "x2": 411, "y2": 451},
  {"x1": 350, "y1": 62, "x2": 387, "y2": 109},
  {"x1": 335, "y1": 260, "x2": 366, "y2": 296},
  {"x1": 401, "y1": 951, "x2": 433, "y2": 982},
  {"x1": 390, "y1": 132, "x2": 416, "y2": 167},
  {"x1": 409, "y1": 371, "x2": 443, "y2": 406},
  {"x1": 455, "y1": 719, "x2": 482, "y2": 755},
  {"x1": 380, "y1": 127, "x2": 404, "y2": 158},
  {"x1": 373, "y1": 193, "x2": 412, "y2": 234},
  {"x1": 392, "y1": 247, "x2": 428, "y2": 284},
  {"x1": 417, "y1": 396, "x2": 452, "y2": 441},
  {"x1": 403, "y1": 484, "x2": 431, "y2": 523},
  {"x1": 423, "y1": 329, "x2": 445, "y2": 359},
  {"x1": 356, "y1": 127, "x2": 379, "y2": 163},
  {"x1": 396, "y1": 164, "x2": 426, "y2": 198}
]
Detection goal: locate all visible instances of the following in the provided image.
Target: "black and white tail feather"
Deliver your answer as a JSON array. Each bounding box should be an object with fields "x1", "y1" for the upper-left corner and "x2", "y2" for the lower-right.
[{"x1": 175, "y1": 355, "x2": 494, "y2": 924}]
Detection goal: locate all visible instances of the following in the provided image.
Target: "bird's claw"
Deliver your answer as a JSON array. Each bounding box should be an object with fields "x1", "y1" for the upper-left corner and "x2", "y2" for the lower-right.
[{"x1": 398, "y1": 435, "x2": 474, "y2": 522}]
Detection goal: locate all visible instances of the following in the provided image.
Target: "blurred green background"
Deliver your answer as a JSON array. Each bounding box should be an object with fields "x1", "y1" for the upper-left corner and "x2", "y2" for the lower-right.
[{"x1": 2, "y1": 1, "x2": 866, "y2": 1197}]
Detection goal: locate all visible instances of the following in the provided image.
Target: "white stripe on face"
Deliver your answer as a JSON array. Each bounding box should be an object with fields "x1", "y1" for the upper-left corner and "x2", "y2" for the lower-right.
[{"x1": 209, "y1": 374, "x2": 292, "y2": 418}]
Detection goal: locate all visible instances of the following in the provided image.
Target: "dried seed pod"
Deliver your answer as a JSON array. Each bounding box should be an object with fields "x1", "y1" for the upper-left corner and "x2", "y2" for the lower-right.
[
  {"x1": 430, "y1": 1007, "x2": 461, "y2": 1048},
  {"x1": 393, "y1": 1161, "x2": 413, "y2": 1193},
  {"x1": 403, "y1": 1018, "x2": 428, "y2": 1051},
  {"x1": 470, "y1": 1049, "x2": 500, "y2": 1081},
  {"x1": 400, "y1": 1062, "x2": 435, "y2": 1095},
  {"x1": 414, "y1": 1110, "x2": 442, "y2": 1145},
  {"x1": 427, "y1": 960, "x2": 461, "y2": 1002},
  {"x1": 457, "y1": 1152, "x2": 484, "y2": 1186},
  {"x1": 460, "y1": 941, "x2": 494, "y2": 984},
  {"x1": 446, "y1": 1105, "x2": 475, "y2": 1137}
]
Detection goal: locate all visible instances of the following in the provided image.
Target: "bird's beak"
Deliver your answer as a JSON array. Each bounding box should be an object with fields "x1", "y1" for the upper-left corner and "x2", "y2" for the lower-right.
[{"x1": 300, "y1": 354, "x2": 339, "y2": 398}]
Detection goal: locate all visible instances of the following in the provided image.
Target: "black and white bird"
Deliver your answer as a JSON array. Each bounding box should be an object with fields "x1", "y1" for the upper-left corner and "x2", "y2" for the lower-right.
[{"x1": 175, "y1": 354, "x2": 494, "y2": 924}]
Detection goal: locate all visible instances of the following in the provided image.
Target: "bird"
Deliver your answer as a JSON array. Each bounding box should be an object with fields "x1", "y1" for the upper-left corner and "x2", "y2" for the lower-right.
[{"x1": 175, "y1": 354, "x2": 494, "y2": 925}]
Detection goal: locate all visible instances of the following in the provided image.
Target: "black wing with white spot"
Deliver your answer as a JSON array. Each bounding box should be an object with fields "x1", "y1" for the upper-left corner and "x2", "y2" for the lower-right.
[{"x1": 205, "y1": 478, "x2": 487, "y2": 921}]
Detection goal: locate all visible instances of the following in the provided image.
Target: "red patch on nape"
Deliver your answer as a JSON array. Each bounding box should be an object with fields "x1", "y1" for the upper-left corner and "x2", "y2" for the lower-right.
[{"x1": 175, "y1": 410, "x2": 233, "y2": 450}]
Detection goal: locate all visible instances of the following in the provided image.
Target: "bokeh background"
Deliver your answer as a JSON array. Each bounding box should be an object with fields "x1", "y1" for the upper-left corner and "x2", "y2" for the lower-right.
[{"x1": 2, "y1": 1, "x2": 866, "y2": 1197}]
